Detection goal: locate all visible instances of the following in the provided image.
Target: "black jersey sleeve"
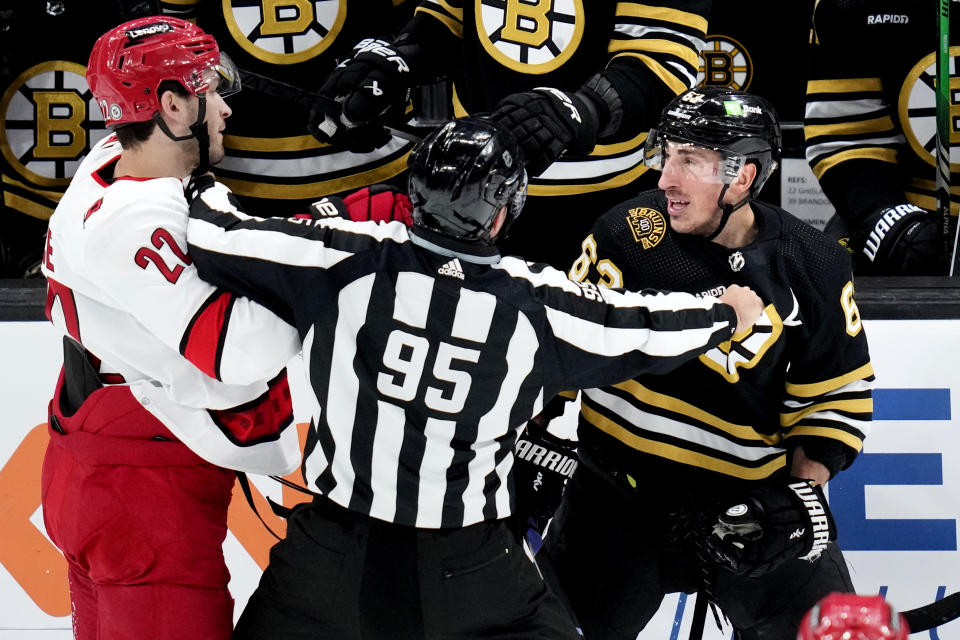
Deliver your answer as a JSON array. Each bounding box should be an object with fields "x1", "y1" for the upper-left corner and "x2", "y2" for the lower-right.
[{"x1": 779, "y1": 227, "x2": 874, "y2": 471}]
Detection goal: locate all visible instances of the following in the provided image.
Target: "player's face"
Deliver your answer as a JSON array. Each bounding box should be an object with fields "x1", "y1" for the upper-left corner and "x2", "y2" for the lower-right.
[
  {"x1": 203, "y1": 80, "x2": 232, "y2": 165},
  {"x1": 657, "y1": 142, "x2": 726, "y2": 236}
]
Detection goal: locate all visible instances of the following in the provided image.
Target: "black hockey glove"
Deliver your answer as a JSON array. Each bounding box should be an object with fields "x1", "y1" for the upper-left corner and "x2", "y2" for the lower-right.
[
  {"x1": 309, "y1": 38, "x2": 412, "y2": 152},
  {"x1": 705, "y1": 479, "x2": 835, "y2": 578},
  {"x1": 513, "y1": 421, "x2": 578, "y2": 535},
  {"x1": 850, "y1": 203, "x2": 945, "y2": 275},
  {"x1": 490, "y1": 87, "x2": 600, "y2": 177}
]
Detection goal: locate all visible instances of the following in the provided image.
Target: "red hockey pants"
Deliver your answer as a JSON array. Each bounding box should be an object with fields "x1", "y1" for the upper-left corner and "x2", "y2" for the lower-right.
[{"x1": 41, "y1": 368, "x2": 236, "y2": 640}]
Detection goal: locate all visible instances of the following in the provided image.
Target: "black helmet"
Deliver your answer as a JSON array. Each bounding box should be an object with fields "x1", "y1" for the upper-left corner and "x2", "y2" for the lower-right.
[
  {"x1": 644, "y1": 86, "x2": 782, "y2": 196},
  {"x1": 408, "y1": 117, "x2": 527, "y2": 245}
]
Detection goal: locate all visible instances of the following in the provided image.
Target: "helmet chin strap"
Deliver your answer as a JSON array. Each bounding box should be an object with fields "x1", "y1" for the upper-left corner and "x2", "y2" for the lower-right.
[
  {"x1": 151, "y1": 95, "x2": 210, "y2": 176},
  {"x1": 704, "y1": 183, "x2": 751, "y2": 241}
]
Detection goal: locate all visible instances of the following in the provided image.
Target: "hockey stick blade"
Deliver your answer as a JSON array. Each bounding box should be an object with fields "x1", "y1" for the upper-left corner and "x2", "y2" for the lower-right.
[
  {"x1": 901, "y1": 590, "x2": 960, "y2": 633},
  {"x1": 236, "y1": 68, "x2": 423, "y2": 143}
]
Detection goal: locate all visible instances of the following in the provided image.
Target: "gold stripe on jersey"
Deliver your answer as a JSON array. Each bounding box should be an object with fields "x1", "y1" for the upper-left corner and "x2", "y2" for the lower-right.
[
  {"x1": 905, "y1": 189, "x2": 960, "y2": 216},
  {"x1": 224, "y1": 134, "x2": 325, "y2": 153},
  {"x1": 806, "y1": 77, "x2": 884, "y2": 95},
  {"x1": 610, "y1": 52, "x2": 688, "y2": 95},
  {"x1": 783, "y1": 426, "x2": 865, "y2": 452},
  {"x1": 528, "y1": 161, "x2": 651, "y2": 196},
  {"x1": 611, "y1": 379, "x2": 783, "y2": 445},
  {"x1": 581, "y1": 403, "x2": 787, "y2": 479},
  {"x1": 804, "y1": 115, "x2": 896, "y2": 140},
  {"x1": 2, "y1": 190, "x2": 54, "y2": 220},
  {"x1": 614, "y1": 3, "x2": 709, "y2": 35},
  {"x1": 784, "y1": 362, "x2": 875, "y2": 398},
  {"x1": 811, "y1": 147, "x2": 898, "y2": 179},
  {"x1": 415, "y1": 5, "x2": 463, "y2": 37},
  {"x1": 608, "y1": 38, "x2": 701, "y2": 69},
  {"x1": 2, "y1": 173, "x2": 63, "y2": 201},
  {"x1": 221, "y1": 152, "x2": 411, "y2": 200},
  {"x1": 781, "y1": 397, "x2": 873, "y2": 427}
]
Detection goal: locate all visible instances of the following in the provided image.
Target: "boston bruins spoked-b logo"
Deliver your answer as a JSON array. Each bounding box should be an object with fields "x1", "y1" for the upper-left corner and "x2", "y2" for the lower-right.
[
  {"x1": 697, "y1": 34, "x2": 753, "y2": 90},
  {"x1": 900, "y1": 46, "x2": 960, "y2": 171},
  {"x1": 0, "y1": 61, "x2": 110, "y2": 188},
  {"x1": 476, "y1": 0, "x2": 584, "y2": 74},
  {"x1": 222, "y1": 0, "x2": 346, "y2": 65}
]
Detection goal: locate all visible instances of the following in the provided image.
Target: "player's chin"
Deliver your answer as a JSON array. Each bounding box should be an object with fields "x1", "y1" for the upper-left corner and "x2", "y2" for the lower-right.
[{"x1": 209, "y1": 147, "x2": 226, "y2": 167}]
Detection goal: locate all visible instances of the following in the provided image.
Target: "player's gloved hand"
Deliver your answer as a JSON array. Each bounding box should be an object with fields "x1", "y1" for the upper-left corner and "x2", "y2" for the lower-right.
[
  {"x1": 850, "y1": 203, "x2": 945, "y2": 275},
  {"x1": 308, "y1": 38, "x2": 412, "y2": 152},
  {"x1": 513, "y1": 420, "x2": 578, "y2": 535},
  {"x1": 705, "y1": 479, "x2": 835, "y2": 578},
  {"x1": 342, "y1": 184, "x2": 413, "y2": 226},
  {"x1": 490, "y1": 87, "x2": 600, "y2": 177}
]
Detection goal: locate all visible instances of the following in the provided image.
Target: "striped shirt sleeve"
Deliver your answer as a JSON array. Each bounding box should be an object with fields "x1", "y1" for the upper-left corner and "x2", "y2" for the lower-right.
[{"x1": 493, "y1": 258, "x2": 737, "y2": 392}]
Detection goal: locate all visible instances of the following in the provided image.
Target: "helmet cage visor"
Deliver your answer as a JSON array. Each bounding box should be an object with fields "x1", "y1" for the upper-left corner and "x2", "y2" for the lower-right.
[
  {"x1": 643, "y1": 128, "x2": 746, "y2": 184},
  {"x1": 186, "y1": 51, "x2": 241, "y2": 99}
]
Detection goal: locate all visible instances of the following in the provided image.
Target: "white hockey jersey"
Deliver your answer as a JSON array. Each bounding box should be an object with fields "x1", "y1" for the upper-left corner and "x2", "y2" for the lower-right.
[{"x1": 40, "y1": 135, "x2": 301, "y2": 475}]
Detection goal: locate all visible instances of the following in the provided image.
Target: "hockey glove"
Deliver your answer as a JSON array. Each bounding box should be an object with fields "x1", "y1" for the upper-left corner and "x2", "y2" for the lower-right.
[
  {"x1": 850, "y1": 203, "x2": 945, "y2": 275},
  {"x1": 309, "y1": 38, "x2": 412, "y2": 151},
  {"x1": 342, "y1": 184, "x2": 413, "y2": 226},
  {"x1": 490, "y1": 87, "x2": 600, "y2": 177},
  {"x1": 513, "y1": 421, "x2": 578, "y2": 535},
  {"x1": 705, "y1": 479, "x2": 835, "y2": 578}
]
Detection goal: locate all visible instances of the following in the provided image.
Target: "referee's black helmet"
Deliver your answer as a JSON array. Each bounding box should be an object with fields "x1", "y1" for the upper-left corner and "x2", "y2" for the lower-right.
[{"x1": 408, "y1": 117, "x2": 527, "y2": 245}]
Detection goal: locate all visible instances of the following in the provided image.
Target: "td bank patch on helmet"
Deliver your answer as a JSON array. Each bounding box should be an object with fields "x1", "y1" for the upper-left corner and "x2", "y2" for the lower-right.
[{"x1": 1, "y1": 61, "x2": 110, "y2": 188}]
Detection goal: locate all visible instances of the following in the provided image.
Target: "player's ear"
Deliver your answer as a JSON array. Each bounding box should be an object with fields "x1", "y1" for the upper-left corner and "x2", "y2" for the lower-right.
[{"x1": 731, "y1": 161, "x2": 758, "y2": 198}]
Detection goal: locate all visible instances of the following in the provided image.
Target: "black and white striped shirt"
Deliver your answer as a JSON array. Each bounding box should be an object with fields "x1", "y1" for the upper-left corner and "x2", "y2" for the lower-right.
[{"x1": 187, "y1": 182, "x2": 737, "y2": 527}]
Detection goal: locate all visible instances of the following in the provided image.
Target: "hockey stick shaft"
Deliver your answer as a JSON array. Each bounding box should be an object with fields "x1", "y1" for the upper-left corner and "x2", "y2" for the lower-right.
[
  {"x1": 901, "y1": 590, "x2": 960, "y2": 633},
  {"x1": 937, "y1": 0, "x2": 958, "y2": 274}
]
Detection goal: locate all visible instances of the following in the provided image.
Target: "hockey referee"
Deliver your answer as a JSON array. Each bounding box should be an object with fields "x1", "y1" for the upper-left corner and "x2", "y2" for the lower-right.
[{"x1": 186, "y1": 117, "x2": 763, "y2": 639}]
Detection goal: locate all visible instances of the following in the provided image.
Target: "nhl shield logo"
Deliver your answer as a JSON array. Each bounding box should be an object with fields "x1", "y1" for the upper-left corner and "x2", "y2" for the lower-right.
[
  {"x1": 476, "y1": 0, "x2": 585, "y2": 73},
  {"x1": 728, "y1": 250, "x2": 745, "y2": 272},
  {"x1": 222, "y1": 1, "x2": 346, "y2": 65},
  {"x1": 626, "y1": 207, "x2": 667, "y2": 249}
]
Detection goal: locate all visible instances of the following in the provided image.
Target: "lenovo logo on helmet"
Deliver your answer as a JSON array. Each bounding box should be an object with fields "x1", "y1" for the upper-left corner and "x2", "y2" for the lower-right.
[{"x1": 125, "y1": 22, "x2": 174, "y2": 41}]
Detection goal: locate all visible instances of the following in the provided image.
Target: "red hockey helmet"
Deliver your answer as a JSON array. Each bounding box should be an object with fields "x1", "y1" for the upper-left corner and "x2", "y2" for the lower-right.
[
  {"x1": 798, "y1": 593, "x2": 909, "y2": 640},
  {"x1": 86, "y1": 16, "x2": 239, "y2": 128}
]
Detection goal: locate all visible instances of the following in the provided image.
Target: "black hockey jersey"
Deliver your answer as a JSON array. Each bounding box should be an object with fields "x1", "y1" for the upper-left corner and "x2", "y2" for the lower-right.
[
  {"x1": 569, "y1": 189, "x2": 874, "y2": 483},
  {"x1": 187, "y1": 182, "x2": 740, "y2": 527},
  {"x1": 165, "y1": 0, "x2": 417, "y2": 215},
  {"x1": 805, "y1": 0, "x2": 958, "y2": 228},
  {"x1": 408, "y1": 0, "x2": 710, "y2": 197}
]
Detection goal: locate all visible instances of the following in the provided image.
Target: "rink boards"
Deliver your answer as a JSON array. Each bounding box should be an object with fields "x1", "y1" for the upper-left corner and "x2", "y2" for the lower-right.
[{"x1": 0, "y1": 319, "x2": 958, "y2": 639}]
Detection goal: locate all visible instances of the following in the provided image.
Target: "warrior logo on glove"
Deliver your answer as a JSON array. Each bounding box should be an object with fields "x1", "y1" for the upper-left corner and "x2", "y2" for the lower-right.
[{"x1": 707, "y1": 479, "x2": 836, "y2": 577}]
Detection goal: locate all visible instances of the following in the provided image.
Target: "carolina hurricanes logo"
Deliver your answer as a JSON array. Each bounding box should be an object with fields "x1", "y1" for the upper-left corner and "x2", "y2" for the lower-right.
[
  {"x1": 697, "y1": 34, "x2": 753, "y2": 90},
  {"x1": 83, "y1": 197, "x2": 103, "y2": 224},
  {"x1": 0, "y1": 61, "x2": 110, "y2": 188},
  {"x1": 899, "y1": 46, "x2": 960, "y2": 171},
  {"x1": 475, "y1": 0, "x2": 585, "y2": 74},
  {"x1": 222, "y1": 0, "x2": 346, "y2": 65}
]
